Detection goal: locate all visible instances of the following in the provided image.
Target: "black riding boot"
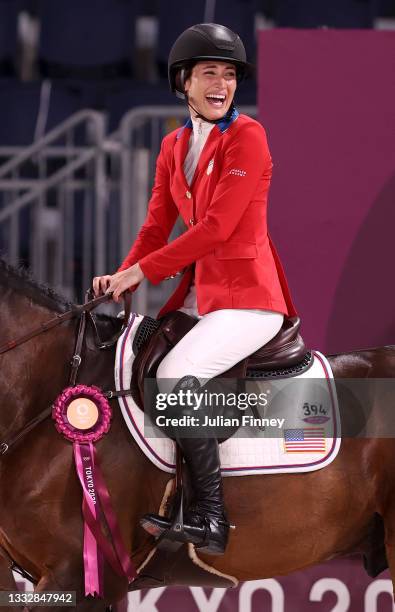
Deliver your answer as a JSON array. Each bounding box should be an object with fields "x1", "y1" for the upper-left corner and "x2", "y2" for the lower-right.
[
  {"x1": 140, "y1": 377, "x2": 230, "y2": 555},
  {"x1": 141, "y1": 436, "x2": 230, "y2": 554}
]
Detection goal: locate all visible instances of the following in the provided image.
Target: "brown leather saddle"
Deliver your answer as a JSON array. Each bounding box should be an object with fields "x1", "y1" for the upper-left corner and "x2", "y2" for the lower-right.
[{"x1": 130, "y1": 310, "x2": 312, "y2": 413}]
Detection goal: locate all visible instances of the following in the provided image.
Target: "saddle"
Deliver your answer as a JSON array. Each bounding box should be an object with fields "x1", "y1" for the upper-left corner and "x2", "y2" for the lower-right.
[{"x1": 130, "y1": 310, "x2": 310, "y2": 412}]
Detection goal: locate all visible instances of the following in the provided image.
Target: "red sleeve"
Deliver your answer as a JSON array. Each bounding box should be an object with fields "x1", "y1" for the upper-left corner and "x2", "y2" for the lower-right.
[
  {"x1": 139, "y1": 122, "x2": 272, "y2": 285},
  {"x1": 117, "y1": 135, "x2": 179, "y2": 274}
]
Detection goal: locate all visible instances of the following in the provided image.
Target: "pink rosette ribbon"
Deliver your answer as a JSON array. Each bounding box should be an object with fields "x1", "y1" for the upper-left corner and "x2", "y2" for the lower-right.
[{"x1": 52, "y1": 385, "x2": 136, "y2": 596}]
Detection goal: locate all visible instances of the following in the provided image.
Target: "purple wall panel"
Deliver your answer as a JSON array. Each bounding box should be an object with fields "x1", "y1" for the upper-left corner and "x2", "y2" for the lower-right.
[{"x1": 258, "y1": 30, "x2": 395, "y2": 353}]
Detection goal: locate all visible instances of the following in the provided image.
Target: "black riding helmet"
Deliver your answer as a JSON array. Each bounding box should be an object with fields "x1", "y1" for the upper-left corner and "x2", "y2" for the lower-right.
[{"x1": 168, "y1": 23, "x2": 250, "y2": 101}]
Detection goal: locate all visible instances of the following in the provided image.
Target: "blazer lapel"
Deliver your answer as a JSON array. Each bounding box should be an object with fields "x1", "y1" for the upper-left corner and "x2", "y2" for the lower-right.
[{"x1": 174, "y1": 120, "x2": 192, "y2": 191}]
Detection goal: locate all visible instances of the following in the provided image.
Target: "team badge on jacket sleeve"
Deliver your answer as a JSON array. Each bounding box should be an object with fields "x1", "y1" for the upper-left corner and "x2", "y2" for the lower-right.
[
  {"x1": 207, "y1": 159, "x2": 214, "y2": 175},
  {"x1": 229, "y1": 168, "x2": 247, "y2": 177}
]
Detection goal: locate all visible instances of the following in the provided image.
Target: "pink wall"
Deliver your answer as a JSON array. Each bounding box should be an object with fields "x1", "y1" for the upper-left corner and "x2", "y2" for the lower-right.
[{"x1": 258, "y1": 30, "x2": 395, "y2": 354}]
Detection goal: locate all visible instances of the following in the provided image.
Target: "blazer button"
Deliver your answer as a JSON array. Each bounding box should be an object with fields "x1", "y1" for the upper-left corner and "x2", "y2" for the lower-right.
[
  {"x1": 189, "y1": 218, "x2": 195, "y2": 226},
  {"x1": 186, "y1": 190, "x2": 192, "y2": 199}
]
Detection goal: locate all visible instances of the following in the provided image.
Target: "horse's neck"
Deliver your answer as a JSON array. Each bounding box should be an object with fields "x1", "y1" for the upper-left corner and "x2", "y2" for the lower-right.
[{"x1": 0, "y1": 291, "x2": 76, "y2": 438}]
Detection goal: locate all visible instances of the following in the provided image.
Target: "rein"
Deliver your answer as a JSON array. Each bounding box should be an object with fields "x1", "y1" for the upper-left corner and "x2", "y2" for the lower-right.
[
  {"x1": 0, "y1": 290, "x2": 133, "y2": 456},
  {"x1": 0, "y1": 292, "x2": 120, "y2": 355}
]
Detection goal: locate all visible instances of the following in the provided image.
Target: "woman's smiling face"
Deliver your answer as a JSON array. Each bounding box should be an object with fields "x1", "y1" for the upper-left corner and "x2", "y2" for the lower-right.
[{"x1": 184, "y1": 61, "x2": 237, "y2": 120}]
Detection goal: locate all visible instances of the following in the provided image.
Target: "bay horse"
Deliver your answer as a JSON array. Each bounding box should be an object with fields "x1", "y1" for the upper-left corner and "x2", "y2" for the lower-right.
[{"x1": 1, "y1": 257, "x2": 395, "y2": 610}]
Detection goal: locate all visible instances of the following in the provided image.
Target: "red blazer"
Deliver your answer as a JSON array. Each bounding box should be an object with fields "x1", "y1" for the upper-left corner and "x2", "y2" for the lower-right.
[{"x1": 118, "y1": 109, "x2": 297, "y2": 319}]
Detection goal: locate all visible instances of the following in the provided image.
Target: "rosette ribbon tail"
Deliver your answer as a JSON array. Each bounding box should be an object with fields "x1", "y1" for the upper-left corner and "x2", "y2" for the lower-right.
[
  {"x1": 74, "y1": 442, "x2": 137, "y2": 596},
  {"x1": 74, "y1": 442, "x2": 103, "y2": 597}
]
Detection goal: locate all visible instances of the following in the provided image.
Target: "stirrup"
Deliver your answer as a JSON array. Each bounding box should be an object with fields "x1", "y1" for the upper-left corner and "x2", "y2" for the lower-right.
[
  {"x1": 156, "y1": 486, "x2": 188, "y2": 552},
  {"x1": 141, "y1": 497, "x2": 235, "y2": 555},
  {"x1": 156, "y1": 440, "x2": 188, "y2": 551}
]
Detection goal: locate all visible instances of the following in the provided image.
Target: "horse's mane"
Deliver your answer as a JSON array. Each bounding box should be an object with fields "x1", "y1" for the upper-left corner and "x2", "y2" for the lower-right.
[{"x1": 0, "y1": 258, "x2": 73, "y2": 313}]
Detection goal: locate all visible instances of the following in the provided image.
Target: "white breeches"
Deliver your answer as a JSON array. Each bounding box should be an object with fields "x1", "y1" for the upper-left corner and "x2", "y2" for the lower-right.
[{"x1": 156, "y1": 308, "x2": 284, "y2": 395}]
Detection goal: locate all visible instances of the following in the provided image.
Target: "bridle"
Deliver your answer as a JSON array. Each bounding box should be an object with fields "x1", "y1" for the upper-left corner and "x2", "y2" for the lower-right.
[{"x1": 0, "y1": 289, "x2": 133, "y2": 456}]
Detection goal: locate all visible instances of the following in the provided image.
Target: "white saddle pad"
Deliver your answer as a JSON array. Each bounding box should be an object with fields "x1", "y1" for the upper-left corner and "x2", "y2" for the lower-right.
[{"x1": 114, "y1": 314, "x2": 341, "y2": 476}]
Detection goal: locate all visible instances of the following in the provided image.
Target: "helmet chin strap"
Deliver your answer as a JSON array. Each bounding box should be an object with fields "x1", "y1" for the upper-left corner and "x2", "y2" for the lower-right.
[{"x1": 186, "y1": 96, "x2": 235, "y2": 125}]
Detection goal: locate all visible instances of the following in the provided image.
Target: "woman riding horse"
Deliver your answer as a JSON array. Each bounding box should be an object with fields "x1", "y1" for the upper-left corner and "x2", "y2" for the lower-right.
[{"x1": 93, "y1": 23, "x2": 297, "y2": 555}]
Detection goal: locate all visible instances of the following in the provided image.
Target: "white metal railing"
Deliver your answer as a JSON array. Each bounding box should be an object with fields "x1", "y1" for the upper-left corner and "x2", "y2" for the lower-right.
[{"x1": 0, "y1": 110, "x2": 107, "y2": 298}]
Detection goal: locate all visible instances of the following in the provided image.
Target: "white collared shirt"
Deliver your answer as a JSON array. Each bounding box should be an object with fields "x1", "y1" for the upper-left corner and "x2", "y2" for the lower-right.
[{"x1": 183, "y1": 117, "x2": 215, "y2": 186}]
